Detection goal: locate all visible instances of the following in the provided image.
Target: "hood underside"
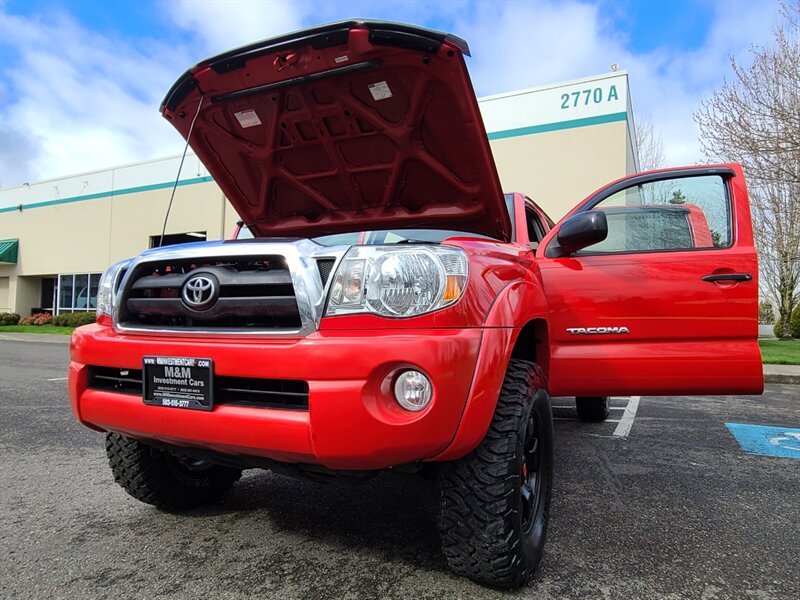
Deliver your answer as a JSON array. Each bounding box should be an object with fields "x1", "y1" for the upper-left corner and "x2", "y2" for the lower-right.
[{"x1": 161, "y1": 20, "x2": 510, "y2": 241}]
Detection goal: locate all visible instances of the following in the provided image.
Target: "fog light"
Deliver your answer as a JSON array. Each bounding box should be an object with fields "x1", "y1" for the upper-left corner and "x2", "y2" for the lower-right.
[{"x1": 393, "y1": 370, "x2": 432, "y2": 412}]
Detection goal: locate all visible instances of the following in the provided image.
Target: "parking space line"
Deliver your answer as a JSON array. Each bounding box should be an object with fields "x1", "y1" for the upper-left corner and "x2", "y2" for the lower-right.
[
  {"x1": 612, "y1": 396, "x2": 640, "y2": 438},
  {"x1": 47, "y1": 377, "x2": 68, "y2": 381}
]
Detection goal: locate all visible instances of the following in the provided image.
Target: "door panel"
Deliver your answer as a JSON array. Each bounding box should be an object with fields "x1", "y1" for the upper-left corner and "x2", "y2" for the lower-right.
[{"x1": 537, "y1": 164, "x2": 763, "y2": 397}]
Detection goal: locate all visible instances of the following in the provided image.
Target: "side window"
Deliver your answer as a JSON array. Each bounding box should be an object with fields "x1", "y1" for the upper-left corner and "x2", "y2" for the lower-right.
[
  {"x1": 583, "y1": 175, "x2": 731, "y2": 254},
  {"x1": 525, "y1": 206, "x2": 546, "y2": 249}
]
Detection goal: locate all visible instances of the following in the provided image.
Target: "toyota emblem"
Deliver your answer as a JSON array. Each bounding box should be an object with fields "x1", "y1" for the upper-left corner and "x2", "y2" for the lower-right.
[{"x1": 182, "y1": 274, "x2": 218, "y2": 310}]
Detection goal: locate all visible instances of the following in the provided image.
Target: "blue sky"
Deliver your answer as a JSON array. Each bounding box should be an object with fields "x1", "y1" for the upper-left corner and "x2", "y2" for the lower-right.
[{"x1": 0, "y1": 0, "x2": 782, "y2": 187}]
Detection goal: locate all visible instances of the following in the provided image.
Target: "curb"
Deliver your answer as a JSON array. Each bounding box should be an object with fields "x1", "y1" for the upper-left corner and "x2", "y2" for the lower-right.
[
  {"x1": 0, "y1": 333, "x2": 71, "y2": 344},
  {"x1": 764, "y1": 373, "x2": 800, "y2": 385}
]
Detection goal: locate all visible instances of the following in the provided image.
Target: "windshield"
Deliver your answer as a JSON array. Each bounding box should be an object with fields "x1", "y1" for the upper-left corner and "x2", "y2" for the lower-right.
[{"x1": 236, "y1": 194, "x2": 516, "y2": 245}]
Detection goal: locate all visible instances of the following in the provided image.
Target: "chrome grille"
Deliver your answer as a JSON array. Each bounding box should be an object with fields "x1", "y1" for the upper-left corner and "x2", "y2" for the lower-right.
[
  {"x1": 120, "y1": 257, "x2": 301, "y2": 329},
  {"x1": 113, "y1": 240, "x2": 348, "y2": 336}
]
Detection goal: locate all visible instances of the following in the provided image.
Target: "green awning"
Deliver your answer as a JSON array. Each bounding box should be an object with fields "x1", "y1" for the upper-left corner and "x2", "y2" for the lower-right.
[{"x1": 0, "y1": 239, "x2": 18, "y2": 264}]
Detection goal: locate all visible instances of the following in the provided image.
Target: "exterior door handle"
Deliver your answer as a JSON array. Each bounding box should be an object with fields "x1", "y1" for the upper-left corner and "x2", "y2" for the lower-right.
[{"x1": 701, "y1": 273, "x2": 753, "y2": 283}]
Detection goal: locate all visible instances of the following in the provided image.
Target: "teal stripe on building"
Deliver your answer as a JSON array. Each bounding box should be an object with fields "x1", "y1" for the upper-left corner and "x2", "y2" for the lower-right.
[
  {"x1": 0, "y1": 176, "x2": 215, "y2": 214},
  {"x1": 487, "y1": 112, "x2": 627, "y2": 141}
]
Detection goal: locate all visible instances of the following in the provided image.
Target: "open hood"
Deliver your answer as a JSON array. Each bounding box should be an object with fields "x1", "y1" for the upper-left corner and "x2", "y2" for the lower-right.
[{"x1": 161, "y1": 21, "x2": 510, "y2": 241}]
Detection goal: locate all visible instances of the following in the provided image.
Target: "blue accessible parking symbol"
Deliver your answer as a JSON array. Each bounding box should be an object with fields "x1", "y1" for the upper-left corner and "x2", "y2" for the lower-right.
[{"x1": 726, "y1": 423, "x2": 800, "y2": 460}]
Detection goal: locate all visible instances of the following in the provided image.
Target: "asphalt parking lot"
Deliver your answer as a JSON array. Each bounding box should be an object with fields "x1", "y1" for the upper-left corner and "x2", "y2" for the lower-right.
[{"x1": 1, "y1": 337, "x2": 798, "y2": 599}]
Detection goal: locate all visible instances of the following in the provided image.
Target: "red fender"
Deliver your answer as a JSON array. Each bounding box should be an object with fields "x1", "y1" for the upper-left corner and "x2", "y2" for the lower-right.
[{"x1": 432, "y1": 281, "x2": 549, "y2": 461}]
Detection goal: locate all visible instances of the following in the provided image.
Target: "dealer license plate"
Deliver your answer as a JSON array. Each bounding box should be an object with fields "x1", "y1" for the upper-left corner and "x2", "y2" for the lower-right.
[{"x1": 143, "y1": 356, "x2": 214, "y2": 411}]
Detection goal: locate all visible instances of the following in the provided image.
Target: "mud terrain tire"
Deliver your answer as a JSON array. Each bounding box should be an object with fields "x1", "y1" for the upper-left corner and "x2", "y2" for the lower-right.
[
  {"x1": 439, "y1": 359, "x2": 554, "y2": 589},
  {"x1": 106, "y1": 433, "x2": 241, "y2": 510}
]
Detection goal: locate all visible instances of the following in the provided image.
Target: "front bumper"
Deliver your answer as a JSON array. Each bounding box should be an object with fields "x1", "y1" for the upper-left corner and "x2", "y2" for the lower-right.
[{"x1": 69, "y1": 324, "x2": 483, "y2": 470}]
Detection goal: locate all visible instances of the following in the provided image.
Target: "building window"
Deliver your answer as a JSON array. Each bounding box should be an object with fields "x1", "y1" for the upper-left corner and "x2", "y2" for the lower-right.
[
  {"x1": 57, "y1": 273, "x2": 101, "y2": 314},
  {"x1": 150, "y1": 231, "x2": 207, "y2": 248}
]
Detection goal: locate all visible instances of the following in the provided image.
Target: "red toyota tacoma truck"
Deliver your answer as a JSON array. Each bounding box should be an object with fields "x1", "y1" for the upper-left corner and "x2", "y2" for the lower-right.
[{"x1": 68, "y1": 21, "x2": 763, "y2": 589}]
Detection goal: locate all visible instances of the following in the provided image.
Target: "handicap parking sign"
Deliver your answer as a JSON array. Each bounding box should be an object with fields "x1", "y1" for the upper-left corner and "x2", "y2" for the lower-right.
[{"x1": 726, "y1": 423, "x2": 800, "y2": 459}]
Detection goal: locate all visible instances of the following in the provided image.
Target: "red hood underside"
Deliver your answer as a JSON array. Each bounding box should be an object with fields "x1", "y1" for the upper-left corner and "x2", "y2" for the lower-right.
[{"x1": 161, "y1": 21, "x2": 510, "y2": 241}]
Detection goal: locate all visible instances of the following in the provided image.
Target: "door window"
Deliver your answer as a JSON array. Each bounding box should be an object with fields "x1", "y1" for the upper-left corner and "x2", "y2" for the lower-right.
[{"x1": 583, "y1": 175, "x2": 731, "y2": 254}]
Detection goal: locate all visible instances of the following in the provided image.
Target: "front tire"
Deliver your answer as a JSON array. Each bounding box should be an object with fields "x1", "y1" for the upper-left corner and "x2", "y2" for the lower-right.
[
  {"x1": 105, "y1": 433, "x2": 241, "y2": 510},
  {"x1": 575, "y1": 396, "x2": 610, "y2": 422},
  {"x1": 439, "y1": 360, "x2": 554, "y2": 589}
]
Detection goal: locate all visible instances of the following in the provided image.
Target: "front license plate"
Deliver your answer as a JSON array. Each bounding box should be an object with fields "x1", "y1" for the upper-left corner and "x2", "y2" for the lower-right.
[{"x1": 143, "y1": 356, "x2": 214, "y2": 411}]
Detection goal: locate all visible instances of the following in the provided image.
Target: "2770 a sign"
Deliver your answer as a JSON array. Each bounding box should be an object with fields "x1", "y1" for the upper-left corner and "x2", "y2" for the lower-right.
[{"x1": 561, "y1": 85, "x2": 619, "y2": 109}]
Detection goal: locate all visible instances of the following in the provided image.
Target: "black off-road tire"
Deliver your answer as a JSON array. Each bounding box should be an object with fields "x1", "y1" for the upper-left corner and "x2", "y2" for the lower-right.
[
  {"x1": 105, "y1": 433, "x2": 241, "y2": 510},
  {"x1": 439, "y1": 359, "x2": 554, "y2": 589},
  {"x1": 575, "y1": 396, "x2": 610, "y2": 422}
]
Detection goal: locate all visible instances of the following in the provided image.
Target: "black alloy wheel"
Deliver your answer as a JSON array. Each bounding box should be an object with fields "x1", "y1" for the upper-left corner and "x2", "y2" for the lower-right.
[{"x1": 521, "y1": 411, "x2": 543, "y2": 535}]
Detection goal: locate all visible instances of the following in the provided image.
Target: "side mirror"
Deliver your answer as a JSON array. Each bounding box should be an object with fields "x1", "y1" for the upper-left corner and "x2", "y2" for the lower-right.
[{"x1": 549, "y1": 211, "x2": 608, "y2": 257}]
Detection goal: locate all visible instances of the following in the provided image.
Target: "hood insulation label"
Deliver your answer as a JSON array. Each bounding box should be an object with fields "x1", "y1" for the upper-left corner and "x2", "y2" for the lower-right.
[
  {"x1": 368, "y1": 81, "x2": 393, "y2": 101},
  {"x1": 234, "y1": 109, "x2": 263, "y2": 128}
]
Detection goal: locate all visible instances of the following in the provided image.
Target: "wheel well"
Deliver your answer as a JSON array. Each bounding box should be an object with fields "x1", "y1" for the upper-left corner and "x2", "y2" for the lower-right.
[{"x1": 510, "y1": 318, "x2": 549, "y2": 376}]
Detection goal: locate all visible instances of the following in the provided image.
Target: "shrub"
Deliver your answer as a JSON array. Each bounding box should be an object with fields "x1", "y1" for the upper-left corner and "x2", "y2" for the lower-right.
[
  {"x1": 758, "y1": 300, "x2": 775, "y2": 324},
  {"x1": 67, "y1": 311, "x2": 95, "y2": 327},
  {"x1": 36, "y1": 313, "x2": 53, "y2": 325},
  {"x1": 52, "y1": 311, "x2": 96, "y2": 327},
  {"x1": 19, "y1": 313, "x2": 54, "y2": 326},
  {"x1": 773, "y1": 319, "x2": 784, "y2": 338},
  {"x1": 0, "y1": 312, "x2": 21, "y2": 325}
]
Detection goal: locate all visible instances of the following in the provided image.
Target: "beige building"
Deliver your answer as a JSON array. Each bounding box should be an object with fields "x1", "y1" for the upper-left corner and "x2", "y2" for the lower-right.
[{"x1": 0, "y1": 72, "x2": 638, "y2": 316}]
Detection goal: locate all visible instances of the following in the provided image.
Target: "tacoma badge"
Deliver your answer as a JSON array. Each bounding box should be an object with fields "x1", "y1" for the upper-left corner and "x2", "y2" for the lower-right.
[{"x1": 566, "y1": 326, "x2": 630, "y2": 334}]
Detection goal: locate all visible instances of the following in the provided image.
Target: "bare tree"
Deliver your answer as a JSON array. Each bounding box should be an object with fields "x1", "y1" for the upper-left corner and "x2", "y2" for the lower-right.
[
  {"x1": 634, "y1": 116, "x2": 666, "y2": 172},
  {"x1": 694, "y1": 1, "x2": 800, "y2": 337},
  {"x1": 751, "y1": 180, "x2": 800, "y2": 336}
]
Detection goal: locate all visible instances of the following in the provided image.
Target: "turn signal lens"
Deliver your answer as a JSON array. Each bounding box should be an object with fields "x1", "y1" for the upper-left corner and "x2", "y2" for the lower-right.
[
  {"x1": 443, "y1": 274, "x2": 466, "y2": 302},
  {"x1": 330, "y1": 259, "x2": 365, "y2": 306}
]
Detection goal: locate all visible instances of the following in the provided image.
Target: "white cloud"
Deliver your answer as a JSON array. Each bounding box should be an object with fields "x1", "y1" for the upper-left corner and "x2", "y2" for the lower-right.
[
  {"x1": 0, "y1": 1, "x2": 311, "y2": 187},
  {"x1": 0, "y1": 9, "x2": 194, "y2": 187},
  {"x1": 165, "y1": 0, "x2": 307, "y2": 56}
]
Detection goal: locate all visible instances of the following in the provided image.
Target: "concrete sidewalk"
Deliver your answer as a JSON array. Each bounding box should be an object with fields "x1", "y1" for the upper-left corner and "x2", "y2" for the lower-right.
[{"x1": 1, "y1": 331, "x2": 799, "y2": 383}]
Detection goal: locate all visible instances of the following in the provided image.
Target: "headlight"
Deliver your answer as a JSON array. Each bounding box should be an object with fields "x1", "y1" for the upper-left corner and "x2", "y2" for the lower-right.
[
  {"x1": 327, "y1": 246, "x2": 468, "y2": 317},
  {"x1": 96, "y1": 259, "x2": 131, "y2": 318}
]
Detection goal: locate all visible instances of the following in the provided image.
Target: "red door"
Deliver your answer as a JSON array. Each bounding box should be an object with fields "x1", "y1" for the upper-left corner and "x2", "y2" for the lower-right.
[{"x1": 537, "y1": 164, "x2": 763, "y2": 397}]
